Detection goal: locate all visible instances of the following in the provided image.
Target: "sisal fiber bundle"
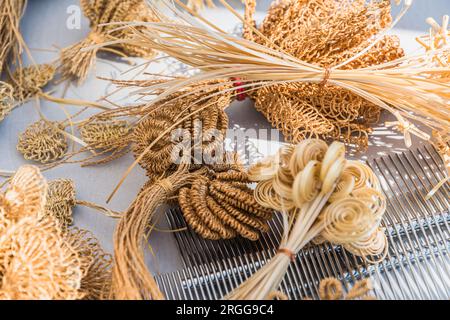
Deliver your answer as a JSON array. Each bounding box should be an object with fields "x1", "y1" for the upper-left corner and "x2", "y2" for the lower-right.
[
  {"x1": 0, "y1": 0, "x2": 27, "y2": 75},
  {"x1": 226, "y1": 139, "x2": 387, "y2": 299},
  {"x1": 113, "y1": 0, "x2": 449, "y2": 150}
]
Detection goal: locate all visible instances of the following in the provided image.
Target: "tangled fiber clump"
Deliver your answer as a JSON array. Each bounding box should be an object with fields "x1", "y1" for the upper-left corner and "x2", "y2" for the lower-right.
[
  {"x1": 0, "y1": 166, "x2": 111, "y2": 300},
  {"x1": 44, "y1": 179, "x2": 77, "y2": 229},
  {"x1": 0, "y1": 82, "x2": 14, "y2": 123},
  {"x1": 243, "y1": 0, "x2": 404, "y2": 149},
  {"x1": 60, "y1": 0, "x2": 157, "y2": 83},
  {"x1": 179, "y1": 168, "x2": 273, "y2": 241},
  {"x1": 17, "y1": 119, "x2": 68, "y2": 164},
  {"x1": 10, "y1": 64, "x2": 55, "y2": 101}
]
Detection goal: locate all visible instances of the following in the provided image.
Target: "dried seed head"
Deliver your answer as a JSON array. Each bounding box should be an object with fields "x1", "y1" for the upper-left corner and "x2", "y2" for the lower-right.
[
  {"x1": 0, "y1": 82, "x2": 14, "y2": 123},
  {"x1": 17, "y1": 120, "x2": 68, "y2": 164},
  {"x1": 44, "y1": 179, "x2": 77, "y2": 229},
  {"x1": 11, "y1": 64, "x2": 55, "y2": 101}
]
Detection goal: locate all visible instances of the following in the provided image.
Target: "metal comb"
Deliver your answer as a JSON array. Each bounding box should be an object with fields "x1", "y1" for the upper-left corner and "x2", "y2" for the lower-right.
[{"x1": 155, "y1": 144, "x2": 450, "y2": 300}]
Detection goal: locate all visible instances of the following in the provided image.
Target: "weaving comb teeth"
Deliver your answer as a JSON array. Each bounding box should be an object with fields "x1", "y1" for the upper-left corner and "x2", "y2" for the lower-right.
[{"x1": 156, "y1": 144, "x2": 449, "y2": 300}]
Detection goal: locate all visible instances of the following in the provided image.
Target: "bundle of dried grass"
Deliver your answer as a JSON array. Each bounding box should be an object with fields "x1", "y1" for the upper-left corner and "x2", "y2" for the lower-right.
[
  {"x1": 113, "y1": 0, "x2": 449, "y2": 150},
  {"x1": 187, "y1": 0, "x2": 215, "y2": 12},
  {"x1": 0, "y1": 0, "x2": 27, "y2": 75},
  {"x1": 0, "y1": 166, "x2": 111, "y2": 300},
  {"x1": 226, "y1": 139, "x2": 386, "y2": 299},
  {"x1": 60, "y1": 0, "x2": 158, "y2": 83}
]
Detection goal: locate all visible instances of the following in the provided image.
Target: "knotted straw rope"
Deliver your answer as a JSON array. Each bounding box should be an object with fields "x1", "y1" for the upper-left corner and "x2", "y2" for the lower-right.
[
  {"x1": 0, "y1": 166, "x2": 111, "y2": 300},
  {"x1": 179, "y1": 168, "x2": 273, "y2": 240},
  {"x1": 60, "y1": 0, "x2": 157, "y2": 83},
  {"x1": 226, "y1": 139, "x2": 386, "y2": 300},
  {"x1": 315, "y1": 277, "x2": 375, "y2": 300}
]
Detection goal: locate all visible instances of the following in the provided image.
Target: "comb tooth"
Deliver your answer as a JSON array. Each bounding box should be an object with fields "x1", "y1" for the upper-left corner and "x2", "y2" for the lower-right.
[{"x1": 157, "y1": 145, "x2": 450, "y2": 300}]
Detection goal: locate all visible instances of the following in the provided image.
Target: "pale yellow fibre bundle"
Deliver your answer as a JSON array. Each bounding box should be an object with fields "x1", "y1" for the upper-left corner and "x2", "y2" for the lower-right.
[{"x1": 227, "y1": 139, "x2": 387, "y2": 300}]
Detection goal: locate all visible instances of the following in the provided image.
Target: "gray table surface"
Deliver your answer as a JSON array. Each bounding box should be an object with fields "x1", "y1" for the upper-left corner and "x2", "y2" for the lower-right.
[{"x1": 0, "y1": 0, "x2": 438, "y2": 275}]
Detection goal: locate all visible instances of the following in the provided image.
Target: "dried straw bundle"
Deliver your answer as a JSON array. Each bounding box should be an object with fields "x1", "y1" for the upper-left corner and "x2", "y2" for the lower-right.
[
  {"x1": 109, "y1": 85, "x2": 235, "y2": 299},
  {"x1": 114, "y1": 0, "x2": 449, "y2": 149},
  {"x1": 60, "y1": 0, "x2": 158, "y2": 83},
  {"x1": 0, "y1": 0, "x2": 27, "y2": 74},
  {"x1": 242, "y1": 0, "x2": 404, "y2": 148},
  {"x1": 226, "y1": 139, "x2": 386, "y2": 299},
  {"x1": 0, "y1": 166, "x2": 111, "y2": 300}
]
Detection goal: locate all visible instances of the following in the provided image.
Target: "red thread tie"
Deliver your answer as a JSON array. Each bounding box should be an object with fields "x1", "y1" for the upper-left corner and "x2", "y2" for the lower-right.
[
  {"x1": 231, "y1": 77, "x2": 247, "y2": 101},
  {"x1": 278, "y1": 247, "x2": 296, "y2": 261}
]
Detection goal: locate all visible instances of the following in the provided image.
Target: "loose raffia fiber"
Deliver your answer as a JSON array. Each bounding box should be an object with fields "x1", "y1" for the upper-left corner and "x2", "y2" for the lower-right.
[
  {"x1": 116, "y1": 0, "x2": 448, "y2": 150},
  {"x1": 0, "y1": 0, "x2": 27, "y2": 75},
  {"x1": 0, "y1": 166, "x2": 111, "y2": 300},
  {"x1": 60, "y1": 0, "x2": 158, "y2": 83}
]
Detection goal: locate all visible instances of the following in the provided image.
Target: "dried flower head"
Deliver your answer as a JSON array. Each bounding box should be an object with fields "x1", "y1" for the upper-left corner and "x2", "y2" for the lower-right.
[
  {"x1": 17, "y1": 120, "x2": 68, "y2": 164},
  {"x1": 11, "y1": 64, "x2": 56, "y2": 101},
  {"x1": 0, "y1": 81, "x2": 14, "y2": 123}
]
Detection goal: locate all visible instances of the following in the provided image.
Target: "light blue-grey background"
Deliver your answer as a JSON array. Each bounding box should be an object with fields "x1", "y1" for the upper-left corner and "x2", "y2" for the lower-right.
[{"x1": 0, "y1": 0, "x2": 446, "y2": 276}]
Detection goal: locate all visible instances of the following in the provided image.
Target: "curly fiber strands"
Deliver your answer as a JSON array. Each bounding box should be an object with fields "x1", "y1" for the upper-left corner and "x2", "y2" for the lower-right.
[
  {"x1": 227, "y1": 139, "x2": 386, "y2": 300},
  {"x1": 17, "y1": 119, "x2": 68, "y2": 164},
  {"x1": 60, "y1": 0, "x2": 157, "y2": 83},
  {"x1": 0, "y1": 82, "x2": 14, "y2": 123},
  {"x1": 244, "y1": 0, "x2": 404, "y2": 149},
  {"x1": 0, "y1": 166, "x2": 112, "y2": 300},
  {"x1": 179, "y1": 169, "x2": 273, "y2": 241},
  {"x1": 10, "y1": 63, "x2": 55, "y2": 102}
]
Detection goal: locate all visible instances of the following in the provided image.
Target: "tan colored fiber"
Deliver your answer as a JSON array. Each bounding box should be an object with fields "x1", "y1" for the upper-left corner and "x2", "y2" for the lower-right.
[
  {"x1": 316, "y1": 277, "x2": 375, "y2": 300},
  {"x1": 0, "y1": 82, "x2": 14, "y2": 123},
  {"x1": 118, "y1": 1, "x2": 449, "y2": 150},
  {"x1": 0, "y1": 0, "x2": 27, "y2": 74},
  {"x1": 0, "y1": 166, "x2": 112, "y2": 300},
  {"x1": 178, "y1": 168, "x2": 273, "y2": 240},
  {"x1": 227, "y1": 139, "x2": 387, "y2": 300},
  {"x1": 10, "y1": 63, "x2": 55, "y2": 101},
  {"x1": 17, "y1": 120, "x2": 68, "y2": 164},
  {"x1": 43, "y1": 179, "x2": 76, "y2": 229},
  {"x1": 61, "y1": 0, "x2": 157, "y2": 83}
]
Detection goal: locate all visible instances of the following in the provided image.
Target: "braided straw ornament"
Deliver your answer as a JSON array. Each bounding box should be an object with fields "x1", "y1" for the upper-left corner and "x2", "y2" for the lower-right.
[
  {"x1": 0, "y1": 166, "x2": 111, "y2": 300},
  {"x1": 179, "y1": 168, "x2": 273, "y2": 240},
  {"x1": 60, "y1": 0, "x2": 157, "y2": 83},
  {"x1": 17, "y1": 119, "x2": 68, "y2": 164},
  {"x1": 227, "y1": 139, "x2": 387, "y2": 300},
  {"x1": 44, "y1": 179, "x2": 76, "y2": 229},
  {"x1": 244, "y1": 0, "x2": 404, "y2": 149},
  {"x1": 0, "y1": 82, "x2": 14, "y2": 123}
]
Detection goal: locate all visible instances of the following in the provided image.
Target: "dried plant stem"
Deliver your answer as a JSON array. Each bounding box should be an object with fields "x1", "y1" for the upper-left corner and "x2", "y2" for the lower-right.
[{"x1": 111, "y1": 166, "x2": 206, "y2": 299}]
